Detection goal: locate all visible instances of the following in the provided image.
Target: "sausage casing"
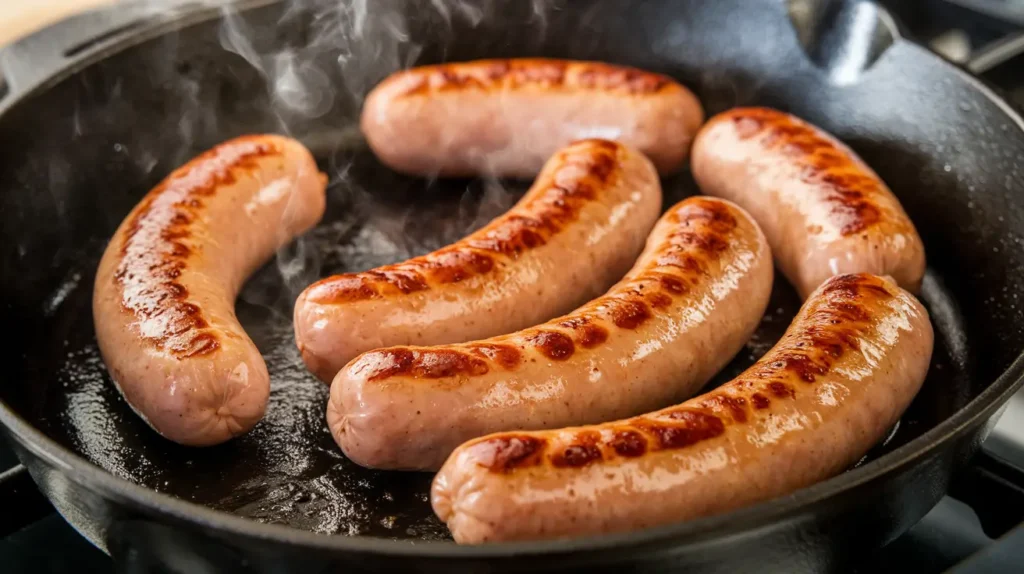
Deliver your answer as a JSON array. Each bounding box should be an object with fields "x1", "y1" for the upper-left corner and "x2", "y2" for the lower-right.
[
  {"x1": 328, "y1": 196, "x2": 773, "y2": 470},
  {"x1": 361, "y1": 58, "x2": 704, "y2": 178},
  {"x1": 295, "y1": 139, "x2": 663, "y2": 382},
  {"x1": 432, "y1": 273, "x2": 933, "y2": 543},
  {"x1": 691, "y1": 107, "x2": 926, "y2": 298},
  {"x1": 93, "y1": 135, "x2": 328, "y2": 446}
]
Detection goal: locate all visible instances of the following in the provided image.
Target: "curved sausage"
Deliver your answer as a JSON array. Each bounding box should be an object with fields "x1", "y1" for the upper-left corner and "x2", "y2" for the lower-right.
[
  {"x1": 93, "y1": 135, "x2": 328, "y2": 446},
  {"x1": 361, "y1": 58, "x2": 704, "y2": 178},
  {"x1": 432, "y1": 273, "x2": 934, "y2": 544},
  {"x1": 328, "y1": 196, "x2": 774, "y2": 471},
  {"x1": 691, "y1": 106, "x2": 926, "y2": 299},
  {"x1": 295, "y1": 139, "x2": 663, "y2": 382}
]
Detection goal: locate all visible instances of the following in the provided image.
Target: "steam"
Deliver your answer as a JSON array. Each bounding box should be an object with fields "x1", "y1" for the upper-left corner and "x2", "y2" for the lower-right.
[{"x1": 199, "y1": 0, "x2": 554, "y2": 315}]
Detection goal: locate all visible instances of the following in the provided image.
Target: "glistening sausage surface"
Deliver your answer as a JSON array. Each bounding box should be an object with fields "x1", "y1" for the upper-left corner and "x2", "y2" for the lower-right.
[
  {"x1": 295, "y1": 139, "x2": 662, "y2": 382},
  {"x1": 93, "y1": 135, "x2": 328, "y2": 446},
  {"x1": 361, "y1": 58, "x2": 704, "y2": 178},
  {"x1": 691, "y1": 107, "x2": 925, "y2": 299},
  {"x1": 432, "y1": 273, "x2": 933, "y2": 544},
  {"x1": 328, "y1": 197, "x2": 773, "y2": 471}
]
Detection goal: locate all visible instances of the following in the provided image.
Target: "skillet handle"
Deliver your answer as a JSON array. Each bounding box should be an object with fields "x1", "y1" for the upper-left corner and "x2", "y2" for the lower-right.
[
  {"x1": 0, "y1": 464, "x2": 54, "y2": 537},
  {"x1": 948, "y1": 445, "x2": 1024, "y2": 540},
  {"x1": 0, "y1": 0, "x2": 217, "y2": 110}
]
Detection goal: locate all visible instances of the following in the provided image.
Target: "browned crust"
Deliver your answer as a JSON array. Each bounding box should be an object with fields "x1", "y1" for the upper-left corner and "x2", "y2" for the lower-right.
[
  {"x1": 385, "y1": 59, "x2": 680, "y2": 98},
  {"x1": 304, "y1": 138, "x2": 624, "y2": 304},
  {"x1": 461, "y1": 273, "x2": 899, "y2": 473},
  {"x1": 345, "y1": 197, "x2": 744, "y2": 382},
  {"x1": 720, "y1": 107, "x2": 889, "y2": 236},
  {"x1": 113, "y1": 136, "x2": 282, "y2": 358}
]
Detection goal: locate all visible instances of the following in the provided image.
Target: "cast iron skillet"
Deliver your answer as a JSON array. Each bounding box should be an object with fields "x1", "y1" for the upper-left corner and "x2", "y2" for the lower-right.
[{"x1": 2, "y1": 0, "x2": 1024, "y2": 571}]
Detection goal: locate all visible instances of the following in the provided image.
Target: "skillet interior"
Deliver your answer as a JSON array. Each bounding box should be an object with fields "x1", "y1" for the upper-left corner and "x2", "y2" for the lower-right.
[{"x1": 1, "y1": 0, "x2": 1024, "y2": 543}]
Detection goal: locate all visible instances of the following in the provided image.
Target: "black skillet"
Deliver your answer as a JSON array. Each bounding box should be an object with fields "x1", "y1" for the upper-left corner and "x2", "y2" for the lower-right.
[{"x1": 2, "y1": 0, "x2": 1024, "y2": 571}]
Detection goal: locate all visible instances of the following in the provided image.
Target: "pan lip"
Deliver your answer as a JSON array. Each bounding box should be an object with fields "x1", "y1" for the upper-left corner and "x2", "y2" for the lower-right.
[{"x1": 2, "y1": 3, "x2": 1024, "y2": 562}]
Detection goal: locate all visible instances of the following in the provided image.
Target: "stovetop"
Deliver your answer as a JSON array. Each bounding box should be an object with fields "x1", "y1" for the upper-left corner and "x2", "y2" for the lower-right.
[{"x1": 3, "y1": 0, "x2": 1024, "y2": 572}]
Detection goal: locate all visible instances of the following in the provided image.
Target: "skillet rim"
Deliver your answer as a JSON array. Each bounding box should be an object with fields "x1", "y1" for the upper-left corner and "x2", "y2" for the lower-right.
[{"x1": 1, "y1": 0, "x2": 1024, "y2": 559}]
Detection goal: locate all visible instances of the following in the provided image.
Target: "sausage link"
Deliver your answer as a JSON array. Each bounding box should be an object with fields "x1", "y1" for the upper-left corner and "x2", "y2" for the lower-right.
[
  {"x1": 691, "y1": 107, "x2": 925, "y2": 298},
  {"x1": 93, "y1": 135, "x2": 328, "y2": 446},
  {"x1": 328, "y1": 196, "x2": 773, "y2": 470},
  {"x1": 361, "y1": 58, "x2": 704, "y2": 178},
  {"x1": 432, "y1": 273, "x2": 933, "y2": 543},
  {"x1": 295, "y1": 139, "x2": 663, "y2": 382}
]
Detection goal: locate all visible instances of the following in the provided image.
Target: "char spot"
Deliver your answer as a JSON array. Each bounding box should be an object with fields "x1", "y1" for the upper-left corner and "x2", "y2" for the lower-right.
[
  {"x1": 478, "y1": 435, "x2": 547, "y2": 473},
  {"x1": 608, "y1": 298, "x2": 651, "y2": 330},
  {"x1": 672, "y1": 230, "x2": 730, "y2": 253},
  {"x1": 751, "y1": 393, "x2": 770, "y2": 409},
  {"x1": 822, "y1": 273, "x2": 889, "y2": 300},
  {"x1": 529, "y1": 330, "x2": 575, "y2": 361},
  {"x1": 553, "y1": 179, "x2": 596, "y2": 200},
  {"x1": 174, "y1": 332, "x2": 219, "y2": 357},
  {"x1": 769, "y1": 382, "x2": 795, "y2": 399},
  {"x1": 413, "y1": 350, "x2": 489, "y2": 378},
  {"x1": 559, "y1": 317, "x2": 609, "y2": 349},
  {"x1": 584, "y1": 152, "x2": 617, "y2": 183},
  {"x1": 551, "y1": 432, "x2": 603, "y2": 468},
  {"x1": 511, "y1": 61, "x2": 567, "y2": 85},
  {"x1": 466, "y1": 344, "x2": 522, "y2": 370},
  {"x1": 704, "y1": 395, "x2": 748, "y2": 423},
  {"x1": 167, "y1": 242, "x2": 190, "y2": 258},
  {"x1": 307, "y1": 276, "x2": 380, "y2": 303},
  {"x1": 469, "y1": 216, "x2": 549, "y2": 256},
  {"x1": 763, "y1": 124, "x2": 809, "y2": 148},
  {"x1": 367, "y1": 269, "x2": 429, "y2": 294},
  {"x1": 809, "y1": 150, "x2": 848, "y2": 170},
  {"x1": 656, "y1": 250, "x2": 704, "y2": 273},
  {"x1": 360, "y1": 348, "x2": 490, "y2": 381},
  {"x1": 678, "y1": 199, "x2": 739, "y2": 231},
  {"x1": 784, "y1": 354, "x2": 828, "y2": 383},
  {"x1": 658, "y1": 274, "x2": 689, "y2": 295},
  {"x1": 639, "y1": 410, "x2": 725, "y2": 450},
  {"x1": 833, "y1": 301, "x2": 870, "y2": 323},
  {"x1": 836, "y1": 202, "x2": 881, "y2": 235},
  {"x1": 647, "y1": 291, "x2": 673, "y2": 309},
  {"x1": 609, "y1": 429, "x2": 647, "y2": 457},
  {"x1": 359, "y1": 348, "x2": 415, "y2": 381},
  {"x1": 733, "y1": 115, "x2": 764, "y2": 138},
  {"x1": 574, "y1": 65, "x2": 673, "y2": 94}
]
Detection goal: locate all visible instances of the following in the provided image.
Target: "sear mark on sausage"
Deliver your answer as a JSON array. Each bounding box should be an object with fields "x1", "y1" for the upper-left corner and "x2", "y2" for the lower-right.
[
  {"x1": 727, "y1": 107, "x2": 884, "y2": 235},
  {"x1": 306, "y1": 139, "x2": 622, "y2": 304},
  {"x1": 467, "y1": 273, "x2": 899, "y2": 474},
  {"x1": 393, "y1": 59, "x2": 676, "y2": 98},
  {"x1": 116, "y1": 136, "x2": 282, "y2": 358}
]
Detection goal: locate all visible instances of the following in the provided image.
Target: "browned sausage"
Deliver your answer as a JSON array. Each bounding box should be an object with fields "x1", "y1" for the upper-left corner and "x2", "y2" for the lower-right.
[
  {"x1": 361, "y1": 58, "x2": 704, "y2": 178},
  {"x1": 431, "y1": 273, "x2": 933, "y2": 543},
  {"x1": 294, "y1": 139, "x2": 662, "y2": 382},
  {"x1": 328, "y1": 196, "x2": 773, "y2": 470},
  {"x1": 93, "y1": 135, "x2": 328, "y2": 446},
  {"x1": 691, "y1": 107, "x2": 925, "y2": 298}
]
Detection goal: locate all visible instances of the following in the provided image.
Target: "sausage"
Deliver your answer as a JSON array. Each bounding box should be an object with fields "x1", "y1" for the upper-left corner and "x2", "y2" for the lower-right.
[
  {"x1": 431, "y1": 273, "x2": 933, "y2": 544},
  {"x1": 360, "y1": 58, "x2": 704, "y2": 179},
  {"x1": 328, "y1": 196, "x2": 774, "y2": 471},
  {"x1": 295, "y1": 139, "x2": 663, "y2": 382},
  {"x1": 93, "y1": 135, "x2": 328, "y2": 446},
  {"x1": 691, "y1": 106, "x2": 926, "y2": 299}
]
